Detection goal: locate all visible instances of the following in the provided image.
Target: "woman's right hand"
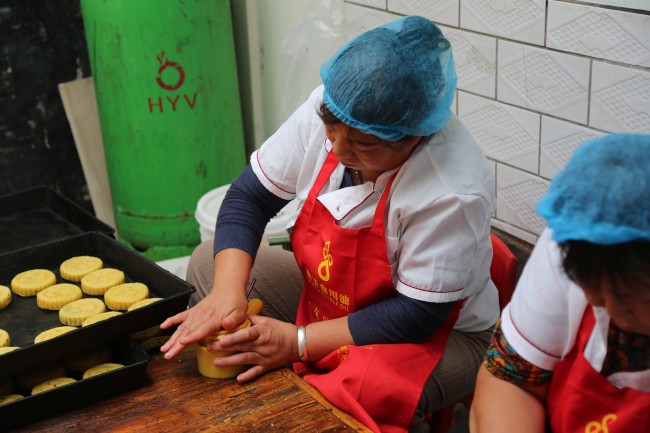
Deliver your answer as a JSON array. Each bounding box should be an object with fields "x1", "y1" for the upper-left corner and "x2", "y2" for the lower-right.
[
  {"x1": 159, "y1": 289, "x2": 248, "y2": 360},
  {"x1": 160, "y1": 248, "x2": 254, "y2": 360}
]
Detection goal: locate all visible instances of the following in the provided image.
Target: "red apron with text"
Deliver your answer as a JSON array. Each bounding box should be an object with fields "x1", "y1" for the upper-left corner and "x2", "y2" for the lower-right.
[
  {"x1": 290, "y1": 151, "x2": 459, "y2": 433},
  {"x1": 546, "y1": 307, "x2": 650, "y2": 432}
]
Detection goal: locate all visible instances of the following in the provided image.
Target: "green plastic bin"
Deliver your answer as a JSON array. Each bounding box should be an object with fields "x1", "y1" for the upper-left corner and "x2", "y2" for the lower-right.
[{"x1": 81, "y1": 0, "x2": 245, "y2": 261}]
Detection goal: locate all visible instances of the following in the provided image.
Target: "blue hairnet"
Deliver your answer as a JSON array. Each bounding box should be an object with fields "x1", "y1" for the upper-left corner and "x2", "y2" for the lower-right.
[
  {"x1": 320, "y1": 15, "x2": 457, "y2": 141},
  {"x1": 537, "y1": 133, "x2": 650, "y2": 245}
]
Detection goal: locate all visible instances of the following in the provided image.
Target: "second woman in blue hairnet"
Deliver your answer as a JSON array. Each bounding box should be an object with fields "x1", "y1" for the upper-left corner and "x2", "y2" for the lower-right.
[{"x1": 161, "y1": 15, "x2": 499, "y2": 433}]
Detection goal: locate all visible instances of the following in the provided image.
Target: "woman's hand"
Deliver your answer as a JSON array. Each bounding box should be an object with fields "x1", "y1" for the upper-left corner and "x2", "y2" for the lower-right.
[
  {"x1": 160, "y1": 248, "x2": 254, "y2": 360},
  {"x1": 160, "y1": 289, "x2": 249, "y2": 360},
  {"x1": 208, "y1": 315, "x2": 298, "y2": 382}
]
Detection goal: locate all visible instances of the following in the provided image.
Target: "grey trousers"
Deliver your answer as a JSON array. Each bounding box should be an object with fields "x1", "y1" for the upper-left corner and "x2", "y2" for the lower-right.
[{"x1": 186, "y1": 241, "x2": 493, "y2": 432}]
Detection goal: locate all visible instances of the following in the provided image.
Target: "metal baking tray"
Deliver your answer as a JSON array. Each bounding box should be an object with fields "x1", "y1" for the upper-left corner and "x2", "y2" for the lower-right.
[
  {"x1": 0, "y1": 185, "x2": 115, "y2": 254},
  {"x1": 0, "y1": 338, "x2": 150, "y2": 431},
  {"x1": 0, "y1": 232, "x2": 194, "y2": 377}
]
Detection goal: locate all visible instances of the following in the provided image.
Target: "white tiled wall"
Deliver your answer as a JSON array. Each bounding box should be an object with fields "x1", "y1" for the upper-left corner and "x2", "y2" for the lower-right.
[{"x1": 342, "y1": 0, "x2": 650, "y2": 244}]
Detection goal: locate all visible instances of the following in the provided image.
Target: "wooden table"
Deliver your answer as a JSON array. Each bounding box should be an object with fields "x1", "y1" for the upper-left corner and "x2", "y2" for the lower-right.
[{"x1": 13, "y1": 346, "x2": 372, "y2": 433}]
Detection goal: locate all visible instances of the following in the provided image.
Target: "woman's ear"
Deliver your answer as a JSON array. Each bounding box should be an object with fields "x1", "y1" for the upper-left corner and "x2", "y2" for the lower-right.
[{"x1": 324, "y1": 124, "x2": 336, "y2": 143}]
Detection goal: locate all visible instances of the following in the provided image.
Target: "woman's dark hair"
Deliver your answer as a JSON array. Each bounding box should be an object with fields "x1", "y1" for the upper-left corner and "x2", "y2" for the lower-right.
[
  {"x1": 317, "y1": 102, "x2": 425, "y2": 150},
  {"x1": 561, "y1": 241, "x2": 650, "y2": 295}
]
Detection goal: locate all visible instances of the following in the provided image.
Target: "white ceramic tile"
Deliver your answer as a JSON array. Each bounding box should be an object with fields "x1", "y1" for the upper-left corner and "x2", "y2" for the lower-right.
[
  {"x1": 590, "y1": 61, "x2": 650, "y2": 133},
  {"x1": 496, "y1": 164, "x2": 549, "y2": 237},
  {"x1": 540, "y1": 117, "x2": 605, "y2": 179},
  {"x1": 458, "y1": 92, "x2": 540, "y2": 173},
  {"x1": 547, "y1": 1, "x2": 650, "y2": 68},
  {"x1": 571, "y1": 0, "x2": 649, "y2": 13},
  {"x1": 344, "y1": 3, "x2": 400, "y2": 39},
  {"x1": 387, "y1": 0, "x2": 459, "y2": 27},
  {"x1": 346, "y1": 0, "x2": 387, "y2": 9},
  {"x1": 491, "y1": 218, "x2": 539, "y2": 245},
  {"x1": 460, "y1": 0, "x2": 545, "y2": 45},
  {"x1": 498, "y1": 41, "x2": 590, "y2": 124},
  {"x1": 445, "y1": 28, "x2": 496, "y2": 98}
]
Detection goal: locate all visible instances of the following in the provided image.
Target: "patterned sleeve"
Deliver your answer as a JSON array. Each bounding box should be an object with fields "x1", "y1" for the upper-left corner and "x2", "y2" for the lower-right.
[{"x1": 483, "y1": 318, "x2": 554, "y2": 387}]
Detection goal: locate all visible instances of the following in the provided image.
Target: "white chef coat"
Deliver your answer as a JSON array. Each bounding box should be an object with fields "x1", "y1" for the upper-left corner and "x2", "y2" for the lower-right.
[
  {"x1": 251, "y1": 86, "x2": 499, "y2": 332},
  {"x1": 502, "y1": 227, "x2": 650, "y2": 391}
]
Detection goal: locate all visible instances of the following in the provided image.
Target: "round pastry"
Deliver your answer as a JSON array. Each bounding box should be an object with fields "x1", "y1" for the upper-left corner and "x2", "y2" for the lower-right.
[
  {"x1": 0, "y1": 394, "x2": 23, "y2": 405},
  {"x1": 0, "y1": 347, "x2": 19, "y2": 355},
  {"x1": 59, "y1": 298, "x2": 106, "y2": 326},
  {"x1": 11, "y1": 269, "x2": 56, "y2": 297},
  {"x1": 34, "y1": 326, "x2": 77, "y2": 343},
  {"x1": 0, "y1": 285, "x2": 11, "y2": 310},
  {"x1": 81, "y1": 311, "x2": 122, "y2": 326},
  {"x1": 31, "y1": 377, "x2": 76, "y2": 395},
  {"x1": 104, "y1": 282, "x2": 149, "y2": 311},
  {"x1": 36, "y1": 283, "x2": 83, "y2": 310},
  {"x1": 83, "y1": 363, "x2": 124, "y2": 379},
  {"x1": 60, "y1": 256, "x2": 103, "y2": 282},
  {"x1": 81, "y1": 268, "x2": 125, "y2": 296},
  {"x1": 0, "y1": 329, "x2": 9, "y2": 347},
  {"x1": 127, "y1": 297, "x2": 162, "y2": 311}
]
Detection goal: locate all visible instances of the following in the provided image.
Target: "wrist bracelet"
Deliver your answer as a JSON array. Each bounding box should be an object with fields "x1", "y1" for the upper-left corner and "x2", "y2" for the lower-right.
[{"x1": 297, "y1": 326, "x2": 309, "y2": 362}]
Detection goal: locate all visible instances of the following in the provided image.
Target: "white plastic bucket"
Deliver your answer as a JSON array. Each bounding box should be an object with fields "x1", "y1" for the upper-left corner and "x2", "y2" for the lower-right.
[{"x1": 195, "y1": 184, "x2": 300, "y2": 242}]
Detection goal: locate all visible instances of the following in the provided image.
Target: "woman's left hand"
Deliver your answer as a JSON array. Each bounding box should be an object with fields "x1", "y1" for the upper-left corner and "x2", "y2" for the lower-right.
[{"x1": 209, "y1": 315, "x2": 298, "y2": 382}]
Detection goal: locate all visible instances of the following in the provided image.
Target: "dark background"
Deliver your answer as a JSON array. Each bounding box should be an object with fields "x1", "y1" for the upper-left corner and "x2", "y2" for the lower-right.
[{"x1": 0, "y1": 0, "x2": 92, "y2": 211}]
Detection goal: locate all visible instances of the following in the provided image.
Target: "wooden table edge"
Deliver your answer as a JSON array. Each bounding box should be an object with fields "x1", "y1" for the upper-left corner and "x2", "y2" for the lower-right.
[{"x1": 277, "y1": 368, "x2": 373, "y2": 432}]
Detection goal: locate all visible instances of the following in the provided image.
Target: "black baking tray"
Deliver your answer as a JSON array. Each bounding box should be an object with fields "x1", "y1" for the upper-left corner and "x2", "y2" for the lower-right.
[
  {"x1": 0, "y1": 186, "x2": 115, "y2": 254},
  {"x1": 0, "y1": 338, "x2": 150, "y2": 431},
  {"x1": 0, "y1": 231, "x2": 194, "y2": 377}
]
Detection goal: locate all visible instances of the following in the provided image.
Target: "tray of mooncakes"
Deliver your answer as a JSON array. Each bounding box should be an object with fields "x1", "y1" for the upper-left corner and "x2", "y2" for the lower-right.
[
  {"x1": 0, "y1": 185, "x2": 115, "y2": 255},
  {"x1": 0, "y1": 337, "x2": 150, "y2": 431},
  {"x1": 0, "y1": 231, "x2": 194, "y2": 379}
]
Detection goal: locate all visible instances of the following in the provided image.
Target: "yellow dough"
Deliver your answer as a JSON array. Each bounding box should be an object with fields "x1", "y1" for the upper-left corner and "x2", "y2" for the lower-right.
[
  {"x1": 65, "y1": 346, "x2": 112, "y2": 373},
  {"x1": 0, "y1": 394, "x2": 23, "y2": 405},
  {"x1": 81, "y1": 311, "x2": 122, "y2": 326},
  {"x1": 31, "y1": 377, "x2": 76, "y2": 395},
  {"x1": 0, "y1": 347, "x2": 18, "y2": 355},
  {"x1": 36, "y1": 283, "x2": 83, "y2": 310},
  {"x1": 60, "y1": 256, "x2": 103, "y2": 282},
  {"x1": 104, "y1": 283, "x2": 149, "y2": 311},
  {"x1": 11, "y1": 269, "x2": 56, "y2": 297},
  {"x1": 127, "y1": 297, "x2": 162, "y2": 311},
  {"x1": 0, "y1": 329, "x2": 9, "y2": 347},
  {"x1": 81, "y1": 268, "x2": 125, "y2": 296},
  {"x1": 59, "y1": 298, "x2": 106, "y2": 326},
  {"x1": 0, "y1": 285, "x2": 11, "y2": 310},
  {"x1": 83, "y1": 362, "x2": 124, "y2": 379},
  {"x1": 34, "y1": 326, "x2": 77, "y2": 343}
]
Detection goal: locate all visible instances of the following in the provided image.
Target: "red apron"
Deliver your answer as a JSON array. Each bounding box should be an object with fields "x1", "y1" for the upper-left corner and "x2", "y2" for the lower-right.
[
  {"x1": 290, "y1": 150, "x2": 459, "y2": 433},
  {"x1": 546, "y1": 307, "x2": 650, "y2": 432}
]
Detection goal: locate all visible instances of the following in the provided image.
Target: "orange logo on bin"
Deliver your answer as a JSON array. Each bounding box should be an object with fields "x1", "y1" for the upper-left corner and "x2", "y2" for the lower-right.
[{"x1": 317, "y1": 241, "x2": 333, "y2": 281}]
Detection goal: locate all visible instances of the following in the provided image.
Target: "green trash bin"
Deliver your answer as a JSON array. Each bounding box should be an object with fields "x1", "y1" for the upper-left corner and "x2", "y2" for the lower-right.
[{"x1": 81, "y1": 0, "x2": 246, "y2": 261}]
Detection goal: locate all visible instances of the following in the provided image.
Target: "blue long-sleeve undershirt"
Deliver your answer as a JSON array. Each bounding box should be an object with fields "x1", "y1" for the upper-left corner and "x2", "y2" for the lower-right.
[{"x1": 214, "y1": 165, "x2": 455, "y2": 345}]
